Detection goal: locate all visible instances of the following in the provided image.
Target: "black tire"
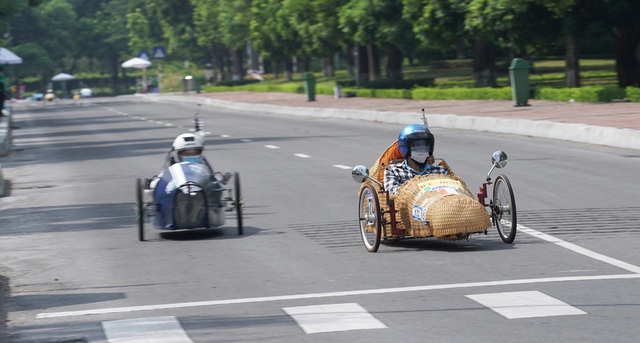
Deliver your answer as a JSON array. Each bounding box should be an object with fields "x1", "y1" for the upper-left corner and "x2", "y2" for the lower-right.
[
  {"x1": 234, "y1": 172, "x2": 243, "y2": 235},
  {"x1": 358, "y1": 183, "x2": 382, "y2": 252},
  {"x1": 136, "y1": 178, "x2": 145, "y2": 242},
  {"x1": 493, "y1": 174, "x2": 517, "y2": 243}
]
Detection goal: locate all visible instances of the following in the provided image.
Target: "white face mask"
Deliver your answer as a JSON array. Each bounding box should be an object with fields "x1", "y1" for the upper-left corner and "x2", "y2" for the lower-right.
[
  {"x1": 410, "y1": 139, "x2": 430, "y2": 164},
  {"x1": 410, "y1": 150, "x2": 429, "y2": 164},
  {"x1": 182, "y1": 156, "x2": 200, "y2": 164}
]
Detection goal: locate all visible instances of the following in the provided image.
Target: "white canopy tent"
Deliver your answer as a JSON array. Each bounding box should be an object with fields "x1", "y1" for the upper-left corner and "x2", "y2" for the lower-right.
[
  {"x1": 0, "y1": 47, "x2": 23, "y2": 64},
  {"x1": 51, "y1": 73, "x2": 75, "y2": 98},
  {"x1": 122, "y1": 57, "x2": 152, "y2": 93},
  {"x1": 51, "y1": 73, "x2": 74, "y2": 81}
]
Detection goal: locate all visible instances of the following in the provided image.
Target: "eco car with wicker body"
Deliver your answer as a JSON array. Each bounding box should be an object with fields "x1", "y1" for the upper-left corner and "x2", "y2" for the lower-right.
[{"x1": 352, "y1": 146, "x2": 516, "y2": 253}]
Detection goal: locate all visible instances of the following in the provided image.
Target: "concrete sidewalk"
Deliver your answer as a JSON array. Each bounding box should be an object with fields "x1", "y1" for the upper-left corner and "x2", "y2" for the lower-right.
[{"x1": 159, "y1": 91, "x2": 640, "y2": 151}]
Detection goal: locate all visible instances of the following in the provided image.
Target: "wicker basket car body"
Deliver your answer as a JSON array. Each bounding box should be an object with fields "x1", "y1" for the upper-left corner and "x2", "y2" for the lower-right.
[{"x1": 360, "y1": 141, "x2": 491, "y2": 241}]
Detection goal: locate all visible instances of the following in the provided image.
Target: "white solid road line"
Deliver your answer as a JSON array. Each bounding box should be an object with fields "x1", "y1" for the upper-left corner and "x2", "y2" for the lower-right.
[
  {"x1": 35, "y1": 226, "x2": 640, "y2": 320},
  {"x1": 518, "y1": 225, "x2": 640, "y2": 274},
  {"x1": 36, "y1": 273, "x2": 639, "y2": 319}
]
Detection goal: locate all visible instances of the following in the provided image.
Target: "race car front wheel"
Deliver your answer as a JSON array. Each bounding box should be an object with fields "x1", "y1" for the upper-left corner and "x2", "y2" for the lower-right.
[
  {"x1": 234, "y1": 172, "x2": 243, "y2": 235},
  {"x1": 493, "y1": 174, "x2": 516, "y2": 243},
  {"x1": 136, "y1": 178, "x2": 145, "y2": 241},
  {"x1": 358, "y1": 183, "x2": 382, "y2": 252}
]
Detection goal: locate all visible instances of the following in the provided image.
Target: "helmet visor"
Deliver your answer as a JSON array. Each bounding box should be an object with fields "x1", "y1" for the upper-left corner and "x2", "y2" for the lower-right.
[
  {"x1": 410, "y1": 140, "x2": 429, "y2": 153},
  {"x1": 178, "y1": 148, "x2": 202, "y2": 157}
]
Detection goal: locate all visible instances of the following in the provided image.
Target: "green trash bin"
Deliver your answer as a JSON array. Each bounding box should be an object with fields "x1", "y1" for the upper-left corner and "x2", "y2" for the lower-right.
[
  {"x1": 302, "y1": 72, "x2": 316, "y2": 101},
  {"x1": 195, "y1": 76, "x2": 202, "y2": 93},
  {"x1": 509, "y1": 58, "x2": 531, "y2": 106}
]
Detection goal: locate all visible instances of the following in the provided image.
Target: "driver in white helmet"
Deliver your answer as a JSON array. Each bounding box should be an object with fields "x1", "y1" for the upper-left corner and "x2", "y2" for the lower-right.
[
  {"x1": 170, "y1": 133, "x2": 205, "y2": 165},
  {"x1": 150, "y1": 132, "x2": 216, "y2": 190}
]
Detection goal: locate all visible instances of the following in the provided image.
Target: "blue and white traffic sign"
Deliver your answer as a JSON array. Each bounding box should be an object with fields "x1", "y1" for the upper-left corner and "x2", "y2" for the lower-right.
[
  {"x1": 138, "y1": 51, "x2": 150, "y2": 61},
  {"x1": 152, "y1": 46, "x2": 167, "y2": 60}
]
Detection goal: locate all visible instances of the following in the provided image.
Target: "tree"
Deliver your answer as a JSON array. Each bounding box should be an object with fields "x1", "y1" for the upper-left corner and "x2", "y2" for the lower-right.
[
  {"x1": 284, "y1": 0, "x2": 348, "y2": 77},
  {"x1": 37, "y1": 0, "x2": 80, "y2": 74},
  {"x1": 374, "y1": 0, "x2": 415, "y2": 80},
  {"x1": 339, "y1": 0, "x2": 381, "y2": 82},
  {"x1": 0, "y1": 0, "x2": 43, "y2": 29},
  {"x1": 403, "y1": 0, "x2": 468, "y2": 58},
  {"x1": 608, "y1": 0, "x2": 640, "y2": 87},
  {"x1": 218, "y1": 0, "x2": 252, "y2": 80},
  {"x1": 147, "y1": 0, "x2": 198, "y2": 62},
  {"x1": 404, "y1": 0, "x2": 477, "y2": 82},
  {"x1": 193, "y1": 0, "x2": 228, "y2": 81},
  {"x1": 251, "y1": 0, "x2": 301, "y2": 81}
]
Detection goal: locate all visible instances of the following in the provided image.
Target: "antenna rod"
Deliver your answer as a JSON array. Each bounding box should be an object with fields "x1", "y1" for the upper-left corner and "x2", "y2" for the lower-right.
[
  {"x1": 194, "y1": 104, "x2": 202, "y2": 131},
  {"x1": 421, "y1": 108, "x2": 428, "y2": 127}
]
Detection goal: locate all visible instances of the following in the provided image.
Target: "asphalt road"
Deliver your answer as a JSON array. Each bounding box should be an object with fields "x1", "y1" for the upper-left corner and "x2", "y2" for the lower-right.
[{"x1": 0, "y1": 98, "x2": 639, "y2": 342}]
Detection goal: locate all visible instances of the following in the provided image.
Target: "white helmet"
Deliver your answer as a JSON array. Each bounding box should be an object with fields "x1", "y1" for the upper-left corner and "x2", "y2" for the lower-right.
[{"x1": 171, "y1": 133, "x2": 204, "y2": 163}]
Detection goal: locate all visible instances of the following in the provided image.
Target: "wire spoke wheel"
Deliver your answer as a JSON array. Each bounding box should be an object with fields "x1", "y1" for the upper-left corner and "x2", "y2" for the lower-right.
[
  {"x1": 358, "y1": 184, "x2": 382, "y2": 252},
  {"x1": 493, "y1": 174, "x2": 517, "y2": 243}
]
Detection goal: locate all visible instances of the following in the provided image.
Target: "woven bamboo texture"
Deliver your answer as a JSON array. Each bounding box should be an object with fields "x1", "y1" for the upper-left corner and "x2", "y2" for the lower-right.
[
  {"x1": 369, "y1": 140, "x2": 404, "y2": 185},
  {"x1": 395, "y1": 173, "x2": 490, "y2": 240}
]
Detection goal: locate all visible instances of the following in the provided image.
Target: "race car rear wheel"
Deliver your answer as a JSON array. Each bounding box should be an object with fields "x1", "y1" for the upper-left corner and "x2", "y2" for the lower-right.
[
  {"x1": 358, "y1": 183, "x2": 382, "y2": 252},
  {"x1": 493, "y1": 174, "x2": 516, "y2": 243},
  {"x1": 136, "y1": 178, "x2": 145, "y2": 242},
  {"x1": 234, "y1": 172, "x2": 243, "y2": 235}
]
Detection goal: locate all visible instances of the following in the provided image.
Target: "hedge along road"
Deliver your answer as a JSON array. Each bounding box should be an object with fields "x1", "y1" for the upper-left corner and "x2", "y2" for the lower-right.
[{"x1": 0, "y1": 98, "x2": 639, "y2": 343}]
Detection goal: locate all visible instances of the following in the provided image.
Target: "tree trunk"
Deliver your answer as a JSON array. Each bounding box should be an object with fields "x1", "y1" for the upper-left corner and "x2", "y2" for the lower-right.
[
  {"x1": 472, "y1": 40, "x2": 497, "y2": 87},
  {"x1": 301, "y1": 57, "x2": 311, "y2": 73},
  {"x1": 565, "y1": 33, "x2": 580, "y2": 87},
  {"x1": 230, "y1": 48, "x2": 244, "y2": 80},
  {"x1": 614, "y1": 27, "x2": 640, "y2": 87},
  {"x1": 283, "y1": 59, "x2": 293, "y2": 82},
  {"x1": 110, "y1": 52, "x2": 120, "y2": 94},
  {"x1": 346, "y1": 46, "x2": 354, "y2": 77},
  {"x1": 366, "y1": 43, "x2": 380, "y2": 82},
  {"x1": 455, "y1": 37, "x2": 466, "y2": 59},
  {"x1": 356, "y1": 45, "x2": 368, "y2": 86},
  {"x1": 322, "y1": 56, "x2": 334, "y2": 77},
  {"x1": 386, "y1": 46, "x2": 403, "y2": 80}
]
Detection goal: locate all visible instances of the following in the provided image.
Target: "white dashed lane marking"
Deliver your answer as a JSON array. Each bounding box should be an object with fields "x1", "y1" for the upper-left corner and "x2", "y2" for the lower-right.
[
  {"x1": 102, "y1": 316, "x2": 193, "y2": 343},
  {"x1": 240, "y1": 139, "x2": 253, "y2": 142},
  {"x1": 333, "y1": 165, "x2": 352, "y2": 170},
  {"x1": 283, "y1": 303, "x2": 387, "y2": 334},
  {"x1": 294, "y1": 153, "x2": 311, "y2": 158},
  {"x1": 264, "y1": 145, "x2": 280, "y2": 149},
  {"x1": 466, "y1": 291, "x2": 587, "y2": 319}
]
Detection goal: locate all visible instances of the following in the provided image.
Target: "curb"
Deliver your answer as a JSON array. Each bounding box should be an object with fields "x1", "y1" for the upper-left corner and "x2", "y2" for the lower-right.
[{"x1": 148, "y1": 95, "x2": 640, "y2": 151}]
